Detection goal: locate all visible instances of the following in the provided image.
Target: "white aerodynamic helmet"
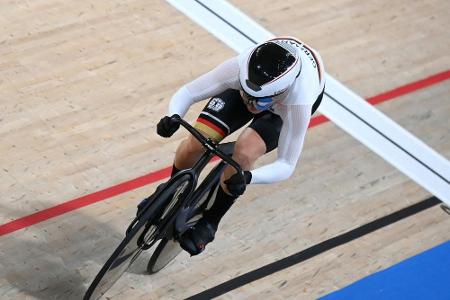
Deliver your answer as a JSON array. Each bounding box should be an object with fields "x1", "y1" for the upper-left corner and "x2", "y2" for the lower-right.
[{"x1": 239, "y1": 37, "x2": 302, "y2": 99}]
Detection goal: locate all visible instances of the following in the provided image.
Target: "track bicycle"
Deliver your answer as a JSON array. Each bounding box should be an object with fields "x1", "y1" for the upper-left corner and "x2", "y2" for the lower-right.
[{"x1": 84, "y1": 115, "x2": 243, "y2": 300}]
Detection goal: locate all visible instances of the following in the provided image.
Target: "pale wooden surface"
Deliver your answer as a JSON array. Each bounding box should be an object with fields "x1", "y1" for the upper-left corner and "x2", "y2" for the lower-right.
[
  {"x1": 0, "y1": 0, "x2": 449, "y2": 299},
  {"x1": 230, "y1": 0, "x2": 450, "y2": 96}
]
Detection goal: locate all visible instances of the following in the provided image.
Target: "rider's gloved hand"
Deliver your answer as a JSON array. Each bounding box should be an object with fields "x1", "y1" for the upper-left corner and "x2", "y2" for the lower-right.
[
  {"x1": 157, "y1": 114, "x2": 180, "y2": 138},
  {"x1": 224, "y1": 171, "x2": 252, "y2": 196}
]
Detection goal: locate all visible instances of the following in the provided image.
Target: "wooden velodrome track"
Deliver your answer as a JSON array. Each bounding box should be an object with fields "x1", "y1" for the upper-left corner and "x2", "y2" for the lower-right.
[{"x1": 1, "y1": 0, "x2": 449, "y2": 299}]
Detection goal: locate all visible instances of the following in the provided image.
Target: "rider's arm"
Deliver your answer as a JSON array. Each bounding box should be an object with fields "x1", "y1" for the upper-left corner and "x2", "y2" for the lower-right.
[
  {"x1": 169, "y1": 57, "x2": 239, "y2": 117},
  {"x1": 250, "y1": 104, "x2": 312, "y2": 184}
]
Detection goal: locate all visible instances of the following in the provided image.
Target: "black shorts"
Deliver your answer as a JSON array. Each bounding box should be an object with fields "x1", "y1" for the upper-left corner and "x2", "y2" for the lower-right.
[{"x1": 194, "y1": 88, "x2": 323, "y2": 153}]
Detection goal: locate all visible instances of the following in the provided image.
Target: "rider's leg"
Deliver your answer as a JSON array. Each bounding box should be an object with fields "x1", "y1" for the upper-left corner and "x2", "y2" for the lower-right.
[
  {"x1": 171, "y1": 90, "x2": 252, "y2": 177},
  {"x1": 177, "y1": 90, "x2": 257, "y2": 255},
  {"x1": 202, "y1": 128, "x2": 266, "y2": 226},
  {"x1": 179, "y1": 111, "x2": 282, "y2": 255},
  {"x1": 202, "y1": 110, "x2": 283, "y2": 230},
  {"x1": 179, "y1": 128, "x2": 266, "y2": 255},
  {"x1": 138, "y1": 130, "x2": 215, "y2": 214},
  {"x1": 171, "y1": 131, "x2": 214, "y2": 176}
]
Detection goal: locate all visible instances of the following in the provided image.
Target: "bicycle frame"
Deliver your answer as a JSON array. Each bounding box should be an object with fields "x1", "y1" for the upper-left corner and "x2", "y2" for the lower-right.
[
  {"x1": 153, "y1": 115, "x2": 243, "y2": 240},
  {"x1": 84, "y1": 116, "x2": 244, "y2": 299},
  {"x1": 174, "y1": 115, "x2": 243, "y2": 176}
]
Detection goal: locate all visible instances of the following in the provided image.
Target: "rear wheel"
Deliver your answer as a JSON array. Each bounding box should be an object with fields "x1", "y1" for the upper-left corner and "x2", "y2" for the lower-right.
[
  {"x1": 84, "y1": 175, "x2": 192, "y2": 300},
  {"x1": 147, "y1": 237, "x2": 183, "y2": 274}
]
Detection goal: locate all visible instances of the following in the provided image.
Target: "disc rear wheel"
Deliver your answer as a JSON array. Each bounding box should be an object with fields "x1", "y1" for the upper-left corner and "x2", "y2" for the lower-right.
[
  {"x1": 147, "y1": 182, "x2": 220, "y2": 274},
  {"x1": 147, "y1": 237, "x2": 183, "y2": 274}
]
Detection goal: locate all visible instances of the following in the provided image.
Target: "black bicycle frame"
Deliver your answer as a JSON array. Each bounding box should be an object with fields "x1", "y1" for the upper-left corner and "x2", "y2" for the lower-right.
[
  {"x1": 155, "y1": 115, "x2": 243, "y2": 238},
  {"x1": 174, "y1": 115, "x2": 242, "y2": 175}
]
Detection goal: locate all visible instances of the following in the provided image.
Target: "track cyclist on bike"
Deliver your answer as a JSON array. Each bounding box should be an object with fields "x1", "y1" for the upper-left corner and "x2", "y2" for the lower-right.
[{"x1": 156, "y1": 37, "x2": 325, "y2": 256}]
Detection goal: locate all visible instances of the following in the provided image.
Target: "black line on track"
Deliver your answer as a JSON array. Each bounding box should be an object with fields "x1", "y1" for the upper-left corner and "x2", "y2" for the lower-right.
[
  {"x1": 193, "y1": 0, "x2": 258, "y2": 45},
  {"x1": 325, "y1": 92, "x2": 450, "y2": 184},
  {"x1": 185, "y1": 197, "x2": 441, "y2": 299}
]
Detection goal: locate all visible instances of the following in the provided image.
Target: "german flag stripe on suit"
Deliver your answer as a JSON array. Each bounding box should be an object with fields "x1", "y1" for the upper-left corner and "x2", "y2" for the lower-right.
[{"x1": 194, "y1": 114, "x2": 229, "y2": 142}]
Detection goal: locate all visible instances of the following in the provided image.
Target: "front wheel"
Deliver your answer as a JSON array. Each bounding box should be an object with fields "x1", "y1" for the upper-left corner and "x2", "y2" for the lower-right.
[{"x1": 84, "y1": 174, "x2": 193, "y2": 300}]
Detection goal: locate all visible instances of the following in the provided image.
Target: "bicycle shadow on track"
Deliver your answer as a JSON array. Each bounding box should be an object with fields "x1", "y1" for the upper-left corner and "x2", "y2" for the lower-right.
[{"x1": 0, "y1": 199, "x2": 148, "y2": 300}]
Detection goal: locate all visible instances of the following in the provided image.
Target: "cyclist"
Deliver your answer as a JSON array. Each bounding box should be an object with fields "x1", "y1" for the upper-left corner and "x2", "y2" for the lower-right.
[{"x1": 156, "y1": 37, "x2": 325, "y2": 255}]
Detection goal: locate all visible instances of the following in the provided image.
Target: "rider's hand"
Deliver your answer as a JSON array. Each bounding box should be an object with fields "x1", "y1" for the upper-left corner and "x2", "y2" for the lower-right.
[
  {"x1": 157, "y1": 114, "x2": 180, "y2": 138},
  {"x1": 224, "y1": 171, "x2": 252, "y2": 196}
]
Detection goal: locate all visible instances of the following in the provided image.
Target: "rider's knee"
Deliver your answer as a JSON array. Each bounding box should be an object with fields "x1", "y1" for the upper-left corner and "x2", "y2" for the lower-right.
[
  {"x1": 183, "y1": 134, "x2": 205, "y2": 156},
  {"x1": 233, "y1": 141, "x2": 262, "y2": 170},
  {"x1": 232, "y1": 129, "x2": 266, "y2": 170}
]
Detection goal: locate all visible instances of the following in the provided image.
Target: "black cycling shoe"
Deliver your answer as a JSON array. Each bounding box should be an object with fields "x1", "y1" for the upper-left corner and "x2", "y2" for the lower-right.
[{"x1": 179, "y1": 218, "x2": 217, "y2": 256}]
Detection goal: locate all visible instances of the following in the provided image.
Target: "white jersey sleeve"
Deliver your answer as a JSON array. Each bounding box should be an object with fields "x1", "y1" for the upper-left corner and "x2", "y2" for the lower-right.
[
  {"x1": 249, "y1": 39, "x2": 324, "y2": 184},
  {"x1": 169, "y1": 57, "x2": 239, "y2": 117},
  {"x1": 250, "y1": 104, "x2": 312, "y2": 184}
]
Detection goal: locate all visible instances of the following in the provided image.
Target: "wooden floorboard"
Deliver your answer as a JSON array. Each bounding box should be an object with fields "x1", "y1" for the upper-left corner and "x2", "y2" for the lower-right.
[{"x1": 0, "y1": 0, "x2": 449, "y2": 299}]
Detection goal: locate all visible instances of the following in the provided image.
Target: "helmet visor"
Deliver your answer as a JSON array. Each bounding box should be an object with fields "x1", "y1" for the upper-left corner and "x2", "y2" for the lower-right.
[
  {"x1": 248, "y1": 42, "x2": 296, "y2": 87},
  {"x1": 241, "y1": 90, "x2": 275, "y2": 111}
]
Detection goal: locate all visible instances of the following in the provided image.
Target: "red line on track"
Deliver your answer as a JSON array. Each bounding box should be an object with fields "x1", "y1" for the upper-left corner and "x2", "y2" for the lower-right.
[
  {"x1": 0, "y1": 167, "x2": 172, "y2": 236},
  {"x1": 367, "y1": 70, "x2": 450, "y2": 105},
  {"x1": 1, "y1": 70, "x2": 449, "y2": 237}
]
